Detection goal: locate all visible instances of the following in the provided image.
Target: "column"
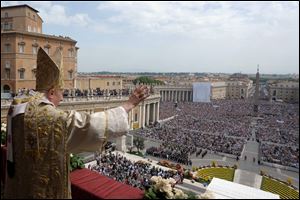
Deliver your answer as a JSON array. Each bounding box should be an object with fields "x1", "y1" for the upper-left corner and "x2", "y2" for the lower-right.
[
  {"x1": 156, "y1": 102, "x2": 160, "y2": 122},
  {"x1": 152, "y1": 103, "x2": 156, "y2": 123},
  {"x1": 146, "y1": 103, "x2": 150, "y2": 126},
  {"x1": 171, "y1": 90, "x2": 174, "y2": 101},
  {"x1": 160, "y1": 91, "x2": 162, "y2": 101},
  {"x1": 173, "y1": 90, "x2": 175, "y2": 102},
  {"x1": 142, "y1": 104, "x2": 146, "y2": 128},
  {"x1": 175, "y1": 90, "x2": 177, "y2": 102},
  {"x1": 179, "y1": 91, "x2": 181, "y2": 102},
  {"x1": 186, "y1": 91, "x2": 189, "y2": 101},
  {"x1": 139, "y1": 105, "x2": 143, "y2": 128},
  {"x1": 167, "y1": 90, "x2": 170, "y2": 101}
]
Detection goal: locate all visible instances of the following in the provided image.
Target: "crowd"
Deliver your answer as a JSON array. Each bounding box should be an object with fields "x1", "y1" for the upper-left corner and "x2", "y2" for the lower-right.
[
  {"x1": 7, "y1": 90, "x2": 299, "y2": 168},
  {"x1": 90, "y1": 152, "x2": 181, "y2": 190},
  {"x1": 7, "y1": 88, "x2": 132, "y2": 99},
  {"x1": 260, "y1": 143, "x2": 299, "y2": 168},
  {"x1": 256, "y1": 102, "x2": 299, "y2": 167},
  {"x1": 134, "y1": 100, "x2": 299, "y2": 168}
]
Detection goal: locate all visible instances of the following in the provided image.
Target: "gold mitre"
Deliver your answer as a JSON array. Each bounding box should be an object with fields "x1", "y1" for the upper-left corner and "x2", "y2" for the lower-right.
[{"x1": 36, "y1": 47, "x2": 64, "y2": 91}]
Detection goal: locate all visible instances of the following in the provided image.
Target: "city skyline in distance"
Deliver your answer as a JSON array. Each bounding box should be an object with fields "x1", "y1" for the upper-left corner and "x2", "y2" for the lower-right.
[{"x1": 2, "y1": 1, "x2": 299, "y2": 74}]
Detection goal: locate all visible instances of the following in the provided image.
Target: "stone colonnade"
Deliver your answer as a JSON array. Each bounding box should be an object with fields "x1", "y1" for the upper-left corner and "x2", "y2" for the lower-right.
[{"x1": 159, "y1": 89, "x2": 193, "y2": 102}]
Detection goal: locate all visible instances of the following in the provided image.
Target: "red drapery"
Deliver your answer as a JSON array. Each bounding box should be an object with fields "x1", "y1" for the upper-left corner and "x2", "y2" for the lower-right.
[{"x1": 71, "y1": 168, "x2": 144, "y2": 199}]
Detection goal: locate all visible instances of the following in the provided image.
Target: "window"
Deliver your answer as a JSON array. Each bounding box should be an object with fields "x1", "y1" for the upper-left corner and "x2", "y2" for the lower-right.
[
  {"x1": 107, "y1": 82, "x2": 109, "y2": 86},
  {"x1": 113, "y1": 82, "x2": 115, "y2": 86},
  {"x1": 18, "y1": 68, "x2": 25, "y2": 79},
  {"x1": 19, "y1": 44, "x2": 25, "y2": 53},
  {"x1": 32, "y1": 46, "x2": 38, "y2": 54},
  {"x1": 3, "y1": 85, "x2": 10, "y2": 93},
  {"x1": 135, "y1": 113, "x2": 138, "y2": 122},
  {"x1": 32, "y1": 68, "x2": 36, "y2": 78},
  {"x1": 4, "y1": 22, "x2": 9, "y2": 30},
  {"x1": 68, "y1": 49, "x2": 73, "y2": 57},
  {"x1": 33, "y1": 26, "x2": 36, "y2": 32},
  {"x1": 68, "y1": 71, "x2": 73, "y2": 79},
  {"x1": 273, "y1": 90, "x2": 276, "y2": 96},
  {"x1": 4, "y1": 43, "x2": 11, "y2": 52},
  {"x1": 118, "y1": 82, "x2": 121, "y2": 85},
  {"x1": 74, "y1": 49, "x2": 77, "y2": 58},
  {"x1": 5, "y1": 69, "x2": 10, "y2": 79},
  {"x1": 33, "y1": 15, "x2": 36, "y2": 20},
  {"x1": 5, "y1": 61, "x2": 10, "y2": 69},
  {"x1": 5, "y1": 12, "x2": 8, "y2": 18},
  {"x1": 28, "y1": 25, "x2": 31, "y2": 32}
]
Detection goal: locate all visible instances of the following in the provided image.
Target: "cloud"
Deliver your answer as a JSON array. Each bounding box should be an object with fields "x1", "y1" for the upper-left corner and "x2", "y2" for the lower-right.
[
  {"x1": 1, "y1": 1, "x2": 92, "y2": 27},
  {"x1": 96, "y1": 1, "x2": 298, "y2": 39}
]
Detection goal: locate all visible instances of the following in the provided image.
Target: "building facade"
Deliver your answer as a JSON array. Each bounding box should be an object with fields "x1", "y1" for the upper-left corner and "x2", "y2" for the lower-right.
[
  {"x1": 156, "y1": 79, "x2": 252, "y2": 102},
  {"x1": 1, "y1": 5, "x2": 78, "y2": 95},
  {"x1": 76, "y1": 75, "x2": 123, "y2": 92},
  {"x1": 226, "y1": 73, "x2": 253, "y2": 100},
  {"x1": 211, "y1": 81, "x2": 227, "y2": 100},
  {"x1": 267, "y1": 81, "x2": 299, "y2": 103}
]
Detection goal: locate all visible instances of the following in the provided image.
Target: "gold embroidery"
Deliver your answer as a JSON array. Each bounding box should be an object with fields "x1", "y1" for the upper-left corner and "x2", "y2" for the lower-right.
[{"x1": 23, "y1": 92, "x2": 69, "y2": 198}]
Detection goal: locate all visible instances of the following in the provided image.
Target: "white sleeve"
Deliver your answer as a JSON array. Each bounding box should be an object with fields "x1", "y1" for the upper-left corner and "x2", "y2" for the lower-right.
[{"x1": 66, "y1": 106, "x2": 129, "y2": 153}]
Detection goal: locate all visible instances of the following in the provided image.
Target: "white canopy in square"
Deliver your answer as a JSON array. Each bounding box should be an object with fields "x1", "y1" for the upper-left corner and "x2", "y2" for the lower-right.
[{"x1": 206, "y1": 178, "x2": 280, "y2": 199}]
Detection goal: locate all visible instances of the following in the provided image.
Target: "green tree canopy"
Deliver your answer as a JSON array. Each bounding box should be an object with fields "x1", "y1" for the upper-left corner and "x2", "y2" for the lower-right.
[
  {"x1": 133, "y1": 76, "x2": 165, "y2": 85},
  {"x1": 133, "y1": 137, "x2": 145, "y2": 152}
]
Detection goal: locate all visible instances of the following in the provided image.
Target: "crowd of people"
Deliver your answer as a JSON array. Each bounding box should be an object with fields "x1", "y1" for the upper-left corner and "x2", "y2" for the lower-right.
[
  {"x1": 133, "y1": 100, "x2": 299, "y2": 168},
  {"x1": 7, "y1": 88, "x2": 132, "y2": 99},
  {"x1": 256, "y1": 102, "x2": 299, "y2": 167},
  {"x1": 260, "y1": 143, "x2": 299, "y2": 168},
  {"x1": 90, "y1": 152, "x2": 181, "y2": 190}
]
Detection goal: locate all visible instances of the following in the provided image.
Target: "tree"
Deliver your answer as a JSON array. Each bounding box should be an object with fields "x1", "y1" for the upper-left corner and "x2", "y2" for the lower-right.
[
  {"x1": 133, "y1": 137, "x2": 145, "y2": 153},
  {"x1": 133, "y1": 76, "x2": 164, "y2": 85},
  {"x1": 128, "y1": 146, "x2": 134, "y2": 153},
  {"x1": 287, "y1": 177, "x2": 293, "y2": 186},
  {"x1": 211, "y1": 161, "x2": 217, "y2": 167}
]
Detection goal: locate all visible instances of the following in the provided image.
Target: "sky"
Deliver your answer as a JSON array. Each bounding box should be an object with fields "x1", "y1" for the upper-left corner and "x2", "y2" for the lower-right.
[{"x1": 2, "y1": 1, "x2": 299, "y2": 74}]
